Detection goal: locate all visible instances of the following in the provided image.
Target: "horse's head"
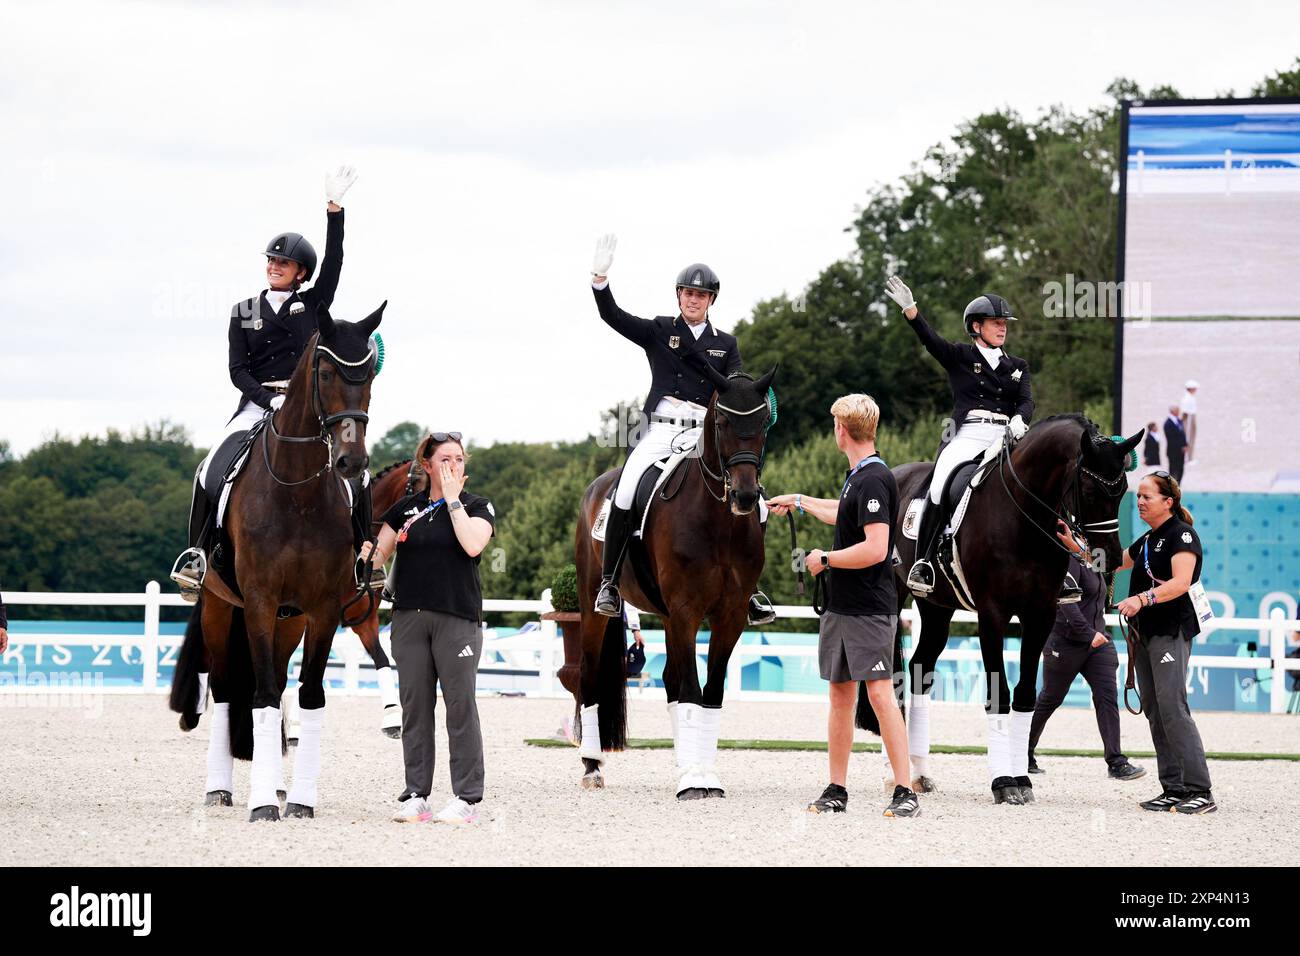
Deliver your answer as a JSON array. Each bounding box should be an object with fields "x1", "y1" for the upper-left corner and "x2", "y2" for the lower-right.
[
  {"x1": 702, "y1": 364, "x2": 778, "y2": 516},
  {"x1": 1074, "y1": 424, "x2": 1142, "y2": 575},
  {"x1": 311, "y1": 301, "x2": 385, "y2": 479}
]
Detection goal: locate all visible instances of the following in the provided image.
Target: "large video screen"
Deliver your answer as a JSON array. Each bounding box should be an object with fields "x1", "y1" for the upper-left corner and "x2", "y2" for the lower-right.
[{"x1": 1118, "y1": 99, "x2": 1300, "y2": 492}]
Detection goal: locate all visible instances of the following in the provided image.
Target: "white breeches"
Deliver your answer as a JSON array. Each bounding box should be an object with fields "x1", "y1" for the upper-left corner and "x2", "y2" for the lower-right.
[
  {"x1": 614, "y1": 420, "x2": 703, "y2": 510},
  {"x1": 928, "y1": 420, "x2": 1004, "y2": 505},
  {"x1": 198, "y1": 401, "x2": 267, "y2": 488}
]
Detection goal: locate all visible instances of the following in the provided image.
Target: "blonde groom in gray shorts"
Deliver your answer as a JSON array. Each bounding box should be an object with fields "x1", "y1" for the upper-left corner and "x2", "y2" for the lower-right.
[{"x1": 769, "y1": 394, "x2": 919, "y2": 818}]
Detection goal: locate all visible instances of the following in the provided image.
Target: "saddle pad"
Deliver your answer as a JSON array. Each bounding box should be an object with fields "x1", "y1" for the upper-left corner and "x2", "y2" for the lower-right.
[
  {"x1": 591, "y1": 450, "x2": 693, "y2": 543},
  {"x1": 904, "y1": 485, "x2": 973, "y2": 541}
]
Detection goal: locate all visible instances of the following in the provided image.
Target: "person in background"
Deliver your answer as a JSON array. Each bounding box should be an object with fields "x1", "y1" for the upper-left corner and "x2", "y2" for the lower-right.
[
  {"x1": 624, "y1": 602, "x2": 647, "y2": 681},
  {"x1": 1180, "y1": 380, "x2": 1199, "y2": 464},
  {"x1": 1027, "y1": 526, "x2": 1145, "y2": 782},
  {"x1": 1143, "y1": 422, "x2": 1161, "y2": 468},
  {"x1": 1163, "y1": 405, "x2": 1187, "y2": 483},
  {"x1": 0, "y1": 584, "x2": 8, "y2": 655}
]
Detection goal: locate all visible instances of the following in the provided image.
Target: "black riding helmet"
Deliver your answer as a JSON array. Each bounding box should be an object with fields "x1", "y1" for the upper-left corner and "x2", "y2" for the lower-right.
[
  {"x1": 963, "y1": 293, "x2": 1017, "y2": 337},
  {"x1": 265, "y1": 232, "x2": 318, "y2": 284},
  {"x1": 675, "y1": 263, "x2": 720, "y2": 302}
]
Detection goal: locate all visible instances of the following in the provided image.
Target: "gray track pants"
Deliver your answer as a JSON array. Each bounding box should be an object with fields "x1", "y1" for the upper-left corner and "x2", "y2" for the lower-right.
[
  {"x1": 390, "y1": 609, "x2": 485, "y2": 803},
  {"x1": 1131, "y1": 629, "x2": 1211, "y2": 793}
]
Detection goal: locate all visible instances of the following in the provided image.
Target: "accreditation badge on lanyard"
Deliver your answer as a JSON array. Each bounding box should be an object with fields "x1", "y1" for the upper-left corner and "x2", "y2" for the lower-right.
[
  {"x1": 1144, "y1": 536, "x2": 1214, "y2": 626},
  {"x1": 397, "y1": 498, "x2": 445, "y2": 543}
]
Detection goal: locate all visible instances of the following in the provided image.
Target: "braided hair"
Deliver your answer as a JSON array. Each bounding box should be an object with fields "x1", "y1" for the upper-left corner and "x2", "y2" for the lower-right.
[{"x1": 1148, "y1": 471, "x2": 1193, "y2": 526}]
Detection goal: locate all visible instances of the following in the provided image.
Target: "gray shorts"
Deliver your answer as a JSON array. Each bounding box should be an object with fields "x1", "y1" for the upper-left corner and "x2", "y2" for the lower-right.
[{"x1": 819, "y1": 612, "x2": 897, "y2": 684}]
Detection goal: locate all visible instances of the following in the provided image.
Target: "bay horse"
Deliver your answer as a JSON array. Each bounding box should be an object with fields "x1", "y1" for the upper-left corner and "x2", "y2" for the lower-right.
[
  {"x1": 169, "y1": 302, "x2": 383, "y2": 821},
  {"x1": 571, "y1": 366, "x2": 777, "y2": 799},
  {"x1": 859, "y1": 414, "x2": 1141, "y2": 804},
  {"x1": 283, "y1": 457, "x2": 425, "y2": 741}
]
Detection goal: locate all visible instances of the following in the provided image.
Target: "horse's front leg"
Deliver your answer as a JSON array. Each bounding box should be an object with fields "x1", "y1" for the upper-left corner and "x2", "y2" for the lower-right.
[
  {"x1": 1009, "y1": 604, "x2": 1056, "y2": 804},
  {"x1": 284, "y1": 609, "x2": 335, "y2": 818},
  {"x1": 975, "y1": 603, "x2": 1021, "y2": 806},
  {"x1": 355, "y1": 612, "x2": 401, "y2": 738},
  {"x1": 697, "y1": 599, "x2": 747, "y2": 799},
  {"x1": 244, "y1": 596, "x2": 287, "y2": 822},
  {"x1": 665, "y1": 607, "x2": 707, "y2": 800}
]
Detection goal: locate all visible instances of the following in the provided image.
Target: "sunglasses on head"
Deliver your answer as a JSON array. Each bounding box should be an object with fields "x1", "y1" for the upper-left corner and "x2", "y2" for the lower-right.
[{"x1": 422, "y1": 431, "x2": 463, "y2": 456}]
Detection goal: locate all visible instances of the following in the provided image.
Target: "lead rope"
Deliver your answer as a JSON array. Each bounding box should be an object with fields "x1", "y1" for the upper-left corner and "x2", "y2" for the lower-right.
[{"x1": 787, "y1": 510, "x2": 805, "y2": 599}]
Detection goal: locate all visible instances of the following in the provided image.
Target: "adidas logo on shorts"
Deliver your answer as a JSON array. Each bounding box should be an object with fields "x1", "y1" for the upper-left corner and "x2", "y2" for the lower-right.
[
  {"x1": 871, "y1": 661, "x2": 886, "y2": 672},
  {"x1": 458, "y1": 645, "x2": 474, "y2": 658},
  {"x1": 1160, "y1": 652, "x2": 1176, "y2": 663}
]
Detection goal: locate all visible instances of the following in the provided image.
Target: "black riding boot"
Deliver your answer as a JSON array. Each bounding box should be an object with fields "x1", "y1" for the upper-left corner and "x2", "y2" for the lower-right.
[
  {"x1": 906, "y1": 499, "x2": 944, "y2": 594},
  {"x1": 595, "y1": 505, "x2": 634, "y2": 617},
  {"x1": 170, "y1": 473, "x2": 214, "y2": 602}
]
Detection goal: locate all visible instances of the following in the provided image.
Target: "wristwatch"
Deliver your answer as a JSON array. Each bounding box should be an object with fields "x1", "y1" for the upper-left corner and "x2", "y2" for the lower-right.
[
  {"x1": 447, "y1": 500, "x2": 464, "y2": 512},
  {"x1": 820, "y1": 553, "x2": 830, "y2": 568}
]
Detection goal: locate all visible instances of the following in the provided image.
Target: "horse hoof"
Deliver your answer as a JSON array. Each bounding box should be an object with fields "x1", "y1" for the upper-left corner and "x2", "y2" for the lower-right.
[
  {"x1": 204, "y1": 790, "x2": 232, "y2": 807},
  {"x1": 249, "y1": 805, "x2": 280, "y2": 823},
  {"x1": 580, "y1": 772, "x2": 605, "y2": 791},
  {"x1": 676, "y1": 788, "x2": 709, "y2": 801},
  {"x1": 179, "y1": 712, "x2": 199, "y2": 732},
  {"x1": 1014, "y1": 776, "x2": 1035, "y2": 803},
  {"x1": 911, "y1": 776, "x2": 938, "y2": 794},
  {"x1": 284, "y1": 802, "x2": 314, "y2": 819},
  {"x1": 381, "y1": 726, "x2": 402, "y2": 740},
  {"x1": 993, "y1": 786, "x2": 1025, "y2": 806}
]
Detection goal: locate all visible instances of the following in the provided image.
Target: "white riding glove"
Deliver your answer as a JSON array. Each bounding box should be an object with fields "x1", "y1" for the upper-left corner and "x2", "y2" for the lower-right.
[
  {"x1": 325, "y1": 165, "x2": 358, "y2": 205},
  {"x1": 1008, "y1": 414, "x2": 1028, "y2": 441},
  {"x1": 884, "y1": 275, "x2": 916, "y2": 311},
  {"x1": 270, "y1": 395, "x2": 286, "y2": 410},
  {"x1": 592, "y1": 233, "x2": 617, "y2": 277}
]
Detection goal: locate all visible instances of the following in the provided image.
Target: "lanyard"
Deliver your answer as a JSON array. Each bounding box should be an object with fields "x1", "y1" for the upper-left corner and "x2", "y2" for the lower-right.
[
  {"x1": 841, "y1": 455, "x2": 885, "y2": 497},
  {"x1": 1141, "y1": 537, "x2": 1167, "y2": 587},
  {"x1": 397, "y1": 497, "x2": 445, "y2": 543}
]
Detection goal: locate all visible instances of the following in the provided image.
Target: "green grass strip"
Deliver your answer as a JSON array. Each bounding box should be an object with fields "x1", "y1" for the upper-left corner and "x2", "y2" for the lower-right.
[{"x1": 524, "y1": 738, "x2": 1299, "y2": 762}]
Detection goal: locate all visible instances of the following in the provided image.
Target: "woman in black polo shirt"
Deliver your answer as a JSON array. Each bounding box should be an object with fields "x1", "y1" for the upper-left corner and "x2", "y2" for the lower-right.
[
  {"x1": 361, "y1": 432, "x2": 496, "y2": 825},
  {"x1": 1114, "y1": 472, "x2": 1214, "y2": 814}
]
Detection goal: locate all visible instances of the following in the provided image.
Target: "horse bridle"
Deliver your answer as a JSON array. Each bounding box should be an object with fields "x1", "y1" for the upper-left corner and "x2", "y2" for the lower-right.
[
  {"x1": 696, "y1": 399, "x2": 769, "y2": 502},
  {"x1": 263, "y1": 341, "x2": 377, "y2": 487},
  {"x1": 997, "y1": 435, "x2": 1128, "y2": 557}
]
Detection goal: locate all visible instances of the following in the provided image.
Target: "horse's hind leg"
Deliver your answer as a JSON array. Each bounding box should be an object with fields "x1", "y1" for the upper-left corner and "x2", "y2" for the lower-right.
[
  {"x1": 244, "y1": 598, "x2": 287, "y2": 822},
  {"x1": 285, "y1": 612, "x2": 333, "y2": 818},
  {"x1": 576, "y1": 611, "x2": 611, "y2": 789},
  {"x1": 201, "y1": 597, "x2": 234, "y2": 807},
  {"x1": 355, "y1": 604, "x2": 401, "y2": 738},
  {"x1": 697, "y1": 602, "x2": 746, "y2": 798},
  {"x1": 900, "y1": 600, "x2": 953, "y2": 794}
]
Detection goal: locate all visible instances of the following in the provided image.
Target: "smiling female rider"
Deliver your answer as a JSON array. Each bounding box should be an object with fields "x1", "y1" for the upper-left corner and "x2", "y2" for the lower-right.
[
  {"x1": 361, "y1": 433, "x2": 496, "y2": 825},
  {"x1": 169, "y1": 166, "x2": 359, "y2": 600},
  {"x1": 1061, "y1": 471, "x2": 1214, "y2": 814}
]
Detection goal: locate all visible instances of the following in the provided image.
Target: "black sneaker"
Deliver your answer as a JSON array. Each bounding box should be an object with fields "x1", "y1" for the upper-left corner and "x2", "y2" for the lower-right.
[
  {"x1": 884, "y1": 784, "x2": 920, "y2": 818},
  {"x1": 807, "y1": 784, "x2": 848, "y2": 814},
  {"x1": 1171, "y1": 791, "x2": 1217, "y2": 814},
  {"x1": 1139, "y1": 790, "x2": 1188, "y2": 811},
  {"x1": 1108, "y1": 762, "x2": 1147, "y2": 782}
]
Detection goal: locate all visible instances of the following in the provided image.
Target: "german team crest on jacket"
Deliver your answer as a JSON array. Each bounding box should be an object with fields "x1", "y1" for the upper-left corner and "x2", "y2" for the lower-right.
[
  {"x1": 1011, "y1": 368, "x2": 1023, "y2": 382},
  {"x1": 669, "y1": 335, "x2": 680, "y2": 349},
  {"x1": 252, "y1": 318, "x2": 263, "y2": 331},
  {"x1": 973, "y1": 362, "x2": 982, "y2": 374}
]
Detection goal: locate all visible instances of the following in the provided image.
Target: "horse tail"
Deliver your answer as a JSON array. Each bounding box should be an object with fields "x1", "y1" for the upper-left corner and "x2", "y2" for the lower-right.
[
  {"x1": 854, "y1": 614, "x2": 907, "y2": 734},
  {"x1": 226, "y1": 608, "x2": 256, "y2": 761},
  {"x1": 169, "y1": 595, "x2": 205, "y2": 729},
  {"x1": 593, "y1": 614, "x2": 628, "y2": 750}
]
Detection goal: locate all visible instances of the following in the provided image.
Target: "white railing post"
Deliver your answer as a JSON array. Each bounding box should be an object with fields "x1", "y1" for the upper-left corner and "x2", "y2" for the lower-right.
[
  {"x1": 143, "y1": 580, "x2": 161, "y2": 694},
  {"x1": 1136, "y1": 149, "x2": 1145, "y2": 196},
  {"x1": 1224, "y1": 148, "x2": 1232, "y2": 194},
  {"x1": 538, "y1": 588, "x2": 558, "y2": 698},
  {"x1": 1270, "y1": 607, "x2": 1288, "y2": 715}
]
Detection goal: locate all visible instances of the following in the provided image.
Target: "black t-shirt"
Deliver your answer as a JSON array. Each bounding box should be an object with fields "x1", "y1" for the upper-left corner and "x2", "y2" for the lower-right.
[
  {"x1": 827, "y1": 458, "x2": 898, "y2": 616},
  {"x1": 381, "y1": 489, "x2": 496, "y2": 622},
  {"x1": 1126, "y1": 517, "x2": 1203, "y2": 638}
]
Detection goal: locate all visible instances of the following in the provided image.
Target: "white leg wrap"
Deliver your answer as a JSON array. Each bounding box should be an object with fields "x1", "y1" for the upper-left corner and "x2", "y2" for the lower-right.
[
  {"x1": 676, "y1": 702, "x2": 703, "y2": 770},
  {"x1": 377, "y1": 666, "x2": 399, "y2": 709},
  {"x1": 196, "y1": 673, "x2": 209, "y2": 715},
  {"x1": 204, "y1": 702, "x2": 233, "y2": 793},
  {"x1": 908, "y1": 693, "x2": 931, "y2": 777},
  {"x1": 247, "y1": 706, "x2": 284, "y2": 810},
  {"x1": 667, "y1": 701, "x2": 679, "y2": 761},
  {"x1": 1008, "y1": 709, "x2": 1033, "y2": 779},
  {"x1": 287, "y1": 707, "x2": 324, "y2": 807},
  {"x1": 699, "y1": 707, "x2": 720, "y2": 770},
  {"x1": 578, "y1": 704, "x2": 603, "y2": 761},
  {"x1": 986, "y1": 713, "x2": 1011, "y2": 783}
]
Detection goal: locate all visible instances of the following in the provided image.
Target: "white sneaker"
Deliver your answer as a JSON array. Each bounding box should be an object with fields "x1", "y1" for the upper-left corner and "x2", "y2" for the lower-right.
[
  {"x1": 392, "y1": 796, "x2": 432, "y2": 823},
  {"x1": 434, "y1": 797, "x2": 479, "y2": 825}
]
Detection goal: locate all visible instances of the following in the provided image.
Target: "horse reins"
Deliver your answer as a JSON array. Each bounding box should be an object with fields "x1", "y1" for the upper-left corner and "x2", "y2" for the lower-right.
[{"x1": 997, "y1": 437, "x2": 1126, "y2": 557}]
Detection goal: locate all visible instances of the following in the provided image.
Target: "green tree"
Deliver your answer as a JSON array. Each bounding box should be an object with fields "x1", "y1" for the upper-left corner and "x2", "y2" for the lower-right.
[{"x1": 369, "y1": 421, "x2": 428, "y2": 471}]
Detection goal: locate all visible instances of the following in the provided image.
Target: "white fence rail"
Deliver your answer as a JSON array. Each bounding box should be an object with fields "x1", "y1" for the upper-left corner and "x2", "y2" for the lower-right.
[{"x1": 2, "y1": 584, "x2": 1298, "y2": 713}]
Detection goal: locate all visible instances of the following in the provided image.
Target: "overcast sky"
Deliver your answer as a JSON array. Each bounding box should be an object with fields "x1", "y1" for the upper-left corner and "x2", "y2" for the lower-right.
[{"x1": 3, "y1": 0, "x2": 1298, "y2": 457}]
